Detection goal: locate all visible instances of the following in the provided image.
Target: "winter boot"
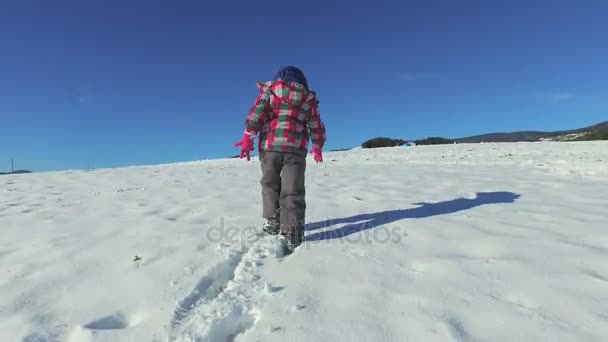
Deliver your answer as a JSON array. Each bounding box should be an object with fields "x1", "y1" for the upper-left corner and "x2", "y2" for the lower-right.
[
  {"x1": 279, "y1": 225, "x2": 304, "y2": 256},
  {"x1": 262, "y1": 217, "x2": 280, "y2": 235},
  {"x1": 279, "y1": 235, "x2": 298, "y2": 256}
]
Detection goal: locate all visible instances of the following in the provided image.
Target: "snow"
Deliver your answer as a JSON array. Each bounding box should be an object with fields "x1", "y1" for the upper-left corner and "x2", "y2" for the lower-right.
[{"x1": 1, "y1": 141, "x2": 607, "y2": 342}]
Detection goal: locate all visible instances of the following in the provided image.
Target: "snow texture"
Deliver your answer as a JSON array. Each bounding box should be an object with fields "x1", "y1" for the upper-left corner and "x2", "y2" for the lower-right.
[{"x1": 1, "y1": 141, "x2": 607, "y2": 342}]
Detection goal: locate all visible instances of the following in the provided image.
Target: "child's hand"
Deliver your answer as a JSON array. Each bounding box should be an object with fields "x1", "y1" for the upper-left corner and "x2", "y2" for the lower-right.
[
  {"x1": 310, "y1": 148, "x2": 323, "y2": 163},
  {"x1": 234, "y1": 133, "x2": 255, "y2": 161}
]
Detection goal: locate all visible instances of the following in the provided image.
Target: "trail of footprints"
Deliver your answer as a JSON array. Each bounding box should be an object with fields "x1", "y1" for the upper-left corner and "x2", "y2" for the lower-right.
[
  {"x1": 171, "y1": 254, "x2": 243, "y2": 328},
  {"x1": 170, "y1": 234, "x2": 284, "y2": 342}
]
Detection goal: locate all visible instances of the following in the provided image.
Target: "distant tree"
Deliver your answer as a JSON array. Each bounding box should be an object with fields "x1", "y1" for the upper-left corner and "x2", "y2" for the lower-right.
[
  {"x1": 362, "y1": 137, "x2": 406, "y2": 149},
  {"x1": 414, "y1": 137, "x2": 455, "y2": 145},
  {"x1": 574, "y1": 130, "x2": 608, "y2": 141}
]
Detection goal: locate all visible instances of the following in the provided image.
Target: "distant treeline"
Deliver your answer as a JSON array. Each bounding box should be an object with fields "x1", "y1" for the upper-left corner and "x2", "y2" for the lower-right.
[
  {"x1": 0, "y1": 170, "x2": 32, "y2": 175},
  {"x1": 414, "y1": 137, "x2": 455, "y2": 145},
  {"x1": 362, "y1": 138, "x2": 407, "y2": 148},
  {"x1": 362, "y1": 137, "x2": 454, "y2": 148}
]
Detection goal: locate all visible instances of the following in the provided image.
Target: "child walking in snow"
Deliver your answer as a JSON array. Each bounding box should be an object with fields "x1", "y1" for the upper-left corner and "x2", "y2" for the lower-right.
[{"x1": 234, "y1": 66, "x2": 326, "y2": 254}]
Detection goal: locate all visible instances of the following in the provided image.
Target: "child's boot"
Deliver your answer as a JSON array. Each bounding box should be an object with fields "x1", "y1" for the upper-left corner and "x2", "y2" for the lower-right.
[{"x1": 263, "y1": 217, "x2": 280, "y2": 235}]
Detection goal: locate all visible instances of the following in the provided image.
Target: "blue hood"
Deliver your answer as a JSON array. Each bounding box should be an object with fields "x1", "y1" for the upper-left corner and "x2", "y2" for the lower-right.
[{"x1": 272, "y1": 66, "x2": 309, "y2": 89}]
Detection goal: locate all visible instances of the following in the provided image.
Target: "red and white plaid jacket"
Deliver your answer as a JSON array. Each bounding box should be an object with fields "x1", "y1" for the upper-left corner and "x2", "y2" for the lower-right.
[{"x1": 244, "y1": 80, "x2": 326, "y2": 154}]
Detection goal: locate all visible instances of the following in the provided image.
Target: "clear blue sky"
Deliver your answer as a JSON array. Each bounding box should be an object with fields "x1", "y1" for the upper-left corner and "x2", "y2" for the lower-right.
[{"x1": 1, "y1": 1, "x2": 606, "y2": 171}]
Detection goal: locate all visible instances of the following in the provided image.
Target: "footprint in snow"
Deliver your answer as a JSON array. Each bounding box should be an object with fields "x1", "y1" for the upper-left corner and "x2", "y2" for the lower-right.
[
  {"x1": 580, "y1": 268, "x2": 608, "y2": 283},
  {"x1": 171, "y1": 255, "x2": 242, "y2": 328},
  {"x1": 264, "y1": 284, "x2": 285, "y2": 294},
  {"x1": 23, "y1": 332, "x2": 58, "y2": 342},
  {"x1": 444, "y1": 316, "x2": 469, "y2": 341},
  {"x1": 84, "y1": 314, "x2": 129, "y2": 330}
]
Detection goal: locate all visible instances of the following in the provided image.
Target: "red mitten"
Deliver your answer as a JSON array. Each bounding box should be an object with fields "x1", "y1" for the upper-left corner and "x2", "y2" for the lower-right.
[
  {"x1": 234, "y1": 133, "x2": 255, "y2": 161},
  {"x1": 310, "y1": 147, "x2": 323, "y2": 163}
]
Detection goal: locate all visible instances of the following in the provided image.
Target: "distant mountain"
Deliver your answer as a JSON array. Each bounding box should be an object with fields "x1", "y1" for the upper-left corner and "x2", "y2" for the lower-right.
[
  {"x1": 361, "y1": 121, "x2": 608, "y2": 148},
  {"x1": 0, "y1": 170, "x2": 32, "y2": 175},
  {"x1": 455, "y1": 121, "x2": 608, "y2": 143}
]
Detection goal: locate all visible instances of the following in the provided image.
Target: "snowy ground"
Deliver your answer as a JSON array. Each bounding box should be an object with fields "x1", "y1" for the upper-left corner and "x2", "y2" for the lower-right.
[{"x1": 1, "y1": 141, "x2": 607, "y2": 342}]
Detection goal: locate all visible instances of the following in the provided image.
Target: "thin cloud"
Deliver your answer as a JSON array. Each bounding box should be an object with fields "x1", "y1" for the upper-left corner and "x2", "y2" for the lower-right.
[
  {"x1": 396, "y1": 72, "x2": 443, "y2": 82},
  {"x1": 542, "y1": 92, "x2": 575, "y2": 104},
  {"x1": 76, "y1": 95, "x2": 96, "y2": 105}
]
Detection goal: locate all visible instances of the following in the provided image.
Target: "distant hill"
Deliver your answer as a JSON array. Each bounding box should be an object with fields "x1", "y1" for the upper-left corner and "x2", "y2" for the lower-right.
[
  {"x1": 361, "y1": 121, "x2": 608, "y2": 148},
  {"x1": 0, "y1": 170, "x2": 32, "y2": 175},
  {"x1": 454, "y1": 121, "x2": 608, "y2": 143}
]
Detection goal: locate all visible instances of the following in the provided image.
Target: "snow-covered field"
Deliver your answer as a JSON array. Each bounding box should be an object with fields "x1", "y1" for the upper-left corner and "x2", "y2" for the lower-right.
[{"x1": 1, "y1": 142, "x2": 608, "y2": 342}]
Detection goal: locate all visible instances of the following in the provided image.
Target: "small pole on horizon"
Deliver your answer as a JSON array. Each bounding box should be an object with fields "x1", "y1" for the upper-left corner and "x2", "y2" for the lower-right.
[{"x1": 11, "y1": 158, "x2": 14, "y2": 173}]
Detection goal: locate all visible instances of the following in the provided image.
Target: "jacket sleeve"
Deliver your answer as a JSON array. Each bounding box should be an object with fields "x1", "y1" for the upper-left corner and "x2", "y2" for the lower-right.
[
  {"x1": 244, "y1": 89, "x2": 271, "y2": 135},
  {"x1": 307, "y1": 97, "x2": 326, "y2": 150}
]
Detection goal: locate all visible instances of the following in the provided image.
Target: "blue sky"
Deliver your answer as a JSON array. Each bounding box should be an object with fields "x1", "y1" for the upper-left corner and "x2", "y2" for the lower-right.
[{"x1": 1, "y1": 1, "x2": 606, "y2": 171}]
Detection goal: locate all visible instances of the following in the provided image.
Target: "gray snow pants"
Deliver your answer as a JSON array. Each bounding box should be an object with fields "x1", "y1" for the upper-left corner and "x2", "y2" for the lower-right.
[{"x1": 260, "y1": 151, "x2": 306, "y2": 246}]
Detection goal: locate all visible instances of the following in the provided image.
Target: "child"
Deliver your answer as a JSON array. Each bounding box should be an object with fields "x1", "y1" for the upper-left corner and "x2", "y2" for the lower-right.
[{"x1": 234, "y1": 66, "x2": 326, "y2": 254}]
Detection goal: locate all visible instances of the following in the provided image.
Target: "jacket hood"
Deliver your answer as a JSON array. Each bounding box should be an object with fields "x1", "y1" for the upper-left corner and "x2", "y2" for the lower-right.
[
  {"x1": 272, "y1": 66, "x2": 309, "y2": 89},
  {"x1": 256, "y1": 80, "x2": 317, "y2": 107}
]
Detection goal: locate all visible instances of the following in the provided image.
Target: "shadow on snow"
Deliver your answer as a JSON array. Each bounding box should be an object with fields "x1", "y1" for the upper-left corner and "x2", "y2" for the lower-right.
[{"x1": 304, "y1": 191, "x2": 521, "y2": 242}]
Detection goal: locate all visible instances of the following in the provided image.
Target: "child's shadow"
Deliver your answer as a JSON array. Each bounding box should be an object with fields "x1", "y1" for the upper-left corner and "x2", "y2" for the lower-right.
[{"x1": 305, "y1": 191, "x2": 521, "y2": 242}]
